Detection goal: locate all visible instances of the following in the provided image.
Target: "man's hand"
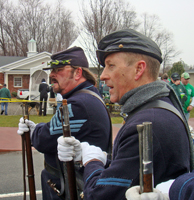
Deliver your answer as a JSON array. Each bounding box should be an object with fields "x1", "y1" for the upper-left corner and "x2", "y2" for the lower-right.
[
  {"x1": 81, "y1": 142, "x2": 107, "y2": 166},
  {"x1": 57, "y1": 136, "x2": 82, "y2": 162},
  {"x1": 187, "y1": 105, "x2": 193, "y2": 112},
  {"x1": 57, "y1": 137, "x2": 107, "y2": 165},
  {"x1": 125, "y1": 186, "x2": 169, "y2": 200},
  {"x1": 17, "y1": 117, "x2": 36, "y2": 138}
]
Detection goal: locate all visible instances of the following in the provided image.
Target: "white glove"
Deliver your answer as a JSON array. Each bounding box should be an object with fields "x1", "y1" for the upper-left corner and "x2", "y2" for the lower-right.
[
  {"x1": 125, "y1": 186, "x2": 169, "y2": 200},
  {"x1": 81, "y1": 142, "x2": 107, "y2": 166},
  {"x1": 17, "y1": 117, "x2": 29, "y2": 135},
  {"x1": 57, "y1": 137, "x2": 107, "y2": 165},
  {"x1": 57, "y1": 136, "x2": 82, "y2": 162},
  {"x1": 156, "y1": 179, "x2": 174, "y2": 194},
  {"x1": 17, "y1": 117, "x2": 36, "y2": 138}
]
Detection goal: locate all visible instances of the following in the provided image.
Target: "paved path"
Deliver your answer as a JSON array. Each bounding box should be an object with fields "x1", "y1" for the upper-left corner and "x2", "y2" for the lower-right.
[
  {"x1": 0, "y1": 124, "x2": 122, "y2": 199},
  {"x1": 0, "y1": 150, "x2": 43, "y2": 200},
  {"x1": 0, "y1": 124, "x2": 122, "y2": 152},
  {"x1": 1, "y1": 117, "x2": 194, "y2": 152}
]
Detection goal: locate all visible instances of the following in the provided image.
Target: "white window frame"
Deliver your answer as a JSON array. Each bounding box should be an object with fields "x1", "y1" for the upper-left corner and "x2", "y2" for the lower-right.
[{"x1": 14, "y1": 76, "x2": 22, "y2": 87}]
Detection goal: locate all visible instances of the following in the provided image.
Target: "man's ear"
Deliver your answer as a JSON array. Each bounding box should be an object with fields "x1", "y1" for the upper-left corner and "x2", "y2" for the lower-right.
[
  {"x1": 134, "y1": 60, "x2": 146, "y2": 81},
  {"x1": 74, "y1": 67, "x2": 83, "y2": 81}
]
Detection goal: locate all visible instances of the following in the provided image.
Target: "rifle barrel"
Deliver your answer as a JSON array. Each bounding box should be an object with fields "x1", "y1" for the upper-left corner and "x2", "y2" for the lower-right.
[
  {"x1": 61, "y1": 99, "x2": 78, "y2": 200},
  {"x1": 137, "y1": 124, "x2": 144, "y2": 194},
  {"x1": 142, "y1": 122, "x2": 153, "y2": 193}
]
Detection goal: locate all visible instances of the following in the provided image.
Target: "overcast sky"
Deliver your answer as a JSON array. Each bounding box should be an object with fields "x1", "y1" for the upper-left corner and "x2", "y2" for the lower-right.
[
  {"x1": 129, "y1": 0, "x2": 194, "y2": 66},
  {"x1": 47, "y1": 0, "x2": 194, "y2": 66}
]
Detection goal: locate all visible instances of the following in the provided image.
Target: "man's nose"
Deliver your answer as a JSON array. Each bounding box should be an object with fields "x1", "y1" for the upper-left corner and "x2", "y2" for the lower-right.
[{"x1": 100, "y1": 68, "x2": 108, "y2": 81}]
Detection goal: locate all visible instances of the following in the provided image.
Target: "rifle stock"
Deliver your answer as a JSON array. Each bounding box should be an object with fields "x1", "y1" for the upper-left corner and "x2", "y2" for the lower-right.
[{"x1": 143, "y1": 173, "x2": 153, "y2": 192}]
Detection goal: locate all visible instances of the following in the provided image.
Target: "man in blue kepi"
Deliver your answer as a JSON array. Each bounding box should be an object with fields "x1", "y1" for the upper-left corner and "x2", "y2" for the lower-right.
[
  {"x1": 17, "y1": 46, "x2": 111, "y2": 200},
  {"x1": 57, "y1": 29, "x2": 192, "y2": 200}
]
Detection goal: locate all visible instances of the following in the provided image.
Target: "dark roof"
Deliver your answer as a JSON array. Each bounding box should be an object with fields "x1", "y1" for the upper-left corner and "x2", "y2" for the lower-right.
[{"x1": 0, "y1": 56, "x2": 26, "y2": 67}]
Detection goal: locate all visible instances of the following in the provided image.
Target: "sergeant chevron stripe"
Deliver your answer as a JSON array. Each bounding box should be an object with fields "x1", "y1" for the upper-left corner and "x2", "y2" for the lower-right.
[{"x1": 50, "y1": 111, "x2": 87, "y2": 135}]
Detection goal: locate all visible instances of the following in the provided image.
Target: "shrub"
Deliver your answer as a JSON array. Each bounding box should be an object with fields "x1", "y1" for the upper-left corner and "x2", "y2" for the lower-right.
[{"x1": 12, "y1": 91, "x2": 17, "y2": 97}]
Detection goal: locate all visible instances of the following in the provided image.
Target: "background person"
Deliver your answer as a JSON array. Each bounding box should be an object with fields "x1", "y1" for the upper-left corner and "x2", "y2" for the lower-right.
[
  {"x1": 161, "y1": 73, "x2": 169, "y2": 83},
  {"x1": 56, "y1": 93, "x2": 63, "y2": 110},
  {"x1": 17, "y1": 46, "x2": 111, "y2": 200},
  {"x1": 57, "y1": 29, "x2": 192, "y2": 200},
  {"x1": 169, "y1": 72, "x2": 187, "y2": 107},
  {"x1": 39, "y1": 78, "x2": 49, "y2": 116},
  {"x1": 0, "y1": 83, "x2": 11, "y2": 115},
  {"x1": 181, "y1": 72, "x2": 194, "y2": 121}
]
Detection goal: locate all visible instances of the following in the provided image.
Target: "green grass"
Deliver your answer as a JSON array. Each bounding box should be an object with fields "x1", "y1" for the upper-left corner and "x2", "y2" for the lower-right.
[
  {"x1": 1, "y1": 108, "x2": 193, "y2": 127},
  {"x1": 0, "y1": 115, "x2": 53, "y2": 127},
  {"x1": 0, "y1": 115, "x2": 123, "y2": 127},
  {"x1": 190, "y1": 109, "x2": 194, "y2": 118},
  {"x1": 111, "y1": 117, "x2": 123, "y2": 124}
]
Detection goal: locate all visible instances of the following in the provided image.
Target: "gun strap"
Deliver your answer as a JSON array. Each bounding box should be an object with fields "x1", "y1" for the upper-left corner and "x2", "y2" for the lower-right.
[
  {"x1": 125, "y1": 99, "x2": 194, "y2": 171},
  {"x1": 125, "y1": 100, "x2": 184, "y2": 121},
  {"x1": 45, "y1": 159, "x2": 66, "y2": 199},
  {"x1": 45, "y1": 160, "x2": 61, "y2": 178},
  {"x1": 55, "y1": 156, "x2": 66, "y2": 199}
]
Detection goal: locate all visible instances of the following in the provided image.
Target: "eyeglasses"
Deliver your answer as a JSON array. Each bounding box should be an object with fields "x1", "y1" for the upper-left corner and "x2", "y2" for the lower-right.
[{"x1": 50, "y1": 66, "x2": 74, "y2": 73}]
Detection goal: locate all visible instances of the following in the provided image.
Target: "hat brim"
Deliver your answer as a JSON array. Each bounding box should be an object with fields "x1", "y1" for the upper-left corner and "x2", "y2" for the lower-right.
[
  {"x1": 172, "y1": 78, "x2": 180, "y2": 81},
  {"x1": 43, "y1": 63, "x2": 69, "y2": 70},
  {"x1": 96, "y1": 49, "x2": 120, "y2": 67},
  {"x1": 43, "y1": 67, "x2": 52, "y2": 70}
]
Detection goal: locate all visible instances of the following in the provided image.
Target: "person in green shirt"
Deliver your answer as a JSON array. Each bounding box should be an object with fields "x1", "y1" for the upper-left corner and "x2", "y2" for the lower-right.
[
  {"x1": 181, "y1": 72, "x2": 194, "y2": 120},
  {"x1": 0, "y1": 83, "x2": 11, "y2": 115},
  {"x1": 169, "y1": 72, "x2": 187, "y2": 108}
]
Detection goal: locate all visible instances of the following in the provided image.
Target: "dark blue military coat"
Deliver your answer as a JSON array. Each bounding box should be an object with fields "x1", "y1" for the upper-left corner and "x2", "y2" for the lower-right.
[{"x1": 32, "y1": 81, "x2": 111, "y2": 199}]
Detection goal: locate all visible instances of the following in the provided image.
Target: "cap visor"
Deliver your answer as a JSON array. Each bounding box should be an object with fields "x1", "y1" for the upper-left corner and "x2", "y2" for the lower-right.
[{"x1": 42, "y1": 67, "x2": 52, "y2": 70}]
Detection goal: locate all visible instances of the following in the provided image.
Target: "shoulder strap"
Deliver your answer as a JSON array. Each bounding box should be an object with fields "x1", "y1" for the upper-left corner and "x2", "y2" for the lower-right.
[
  {"x1": 126, "y1": 100, "x2": 184, "y2": 122},
  {"x1": 125, "y1": 99, "x2": 194, "y2": 171},
  {"x1": 75, "y1": 89, "x2": 106, "y2": 105},
  {"x1": 73, "y1": 89, "x2": 112, "y2": 159}
]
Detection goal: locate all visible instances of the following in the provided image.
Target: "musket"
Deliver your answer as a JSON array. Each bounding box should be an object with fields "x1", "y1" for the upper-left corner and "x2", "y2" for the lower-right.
[
  {"x1": 21, "y1": 102, "x2": 37, "y2": 200},
  {"x1": 59, "y1": 99, "x2": 78, "y2": 200},
  {"x1": 137, "y1": 124, "x2": 144, "y2": 194},
  {"x1": 137, "y1": 122, "x2": 153, "y2": 193}
]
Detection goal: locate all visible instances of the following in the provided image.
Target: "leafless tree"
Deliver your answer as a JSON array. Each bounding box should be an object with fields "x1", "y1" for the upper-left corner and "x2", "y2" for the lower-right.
[
  {"x1": 0, "y1": 0, "x2": 17, "y2": 56},
  {"x1": 139, "y1": 13, "x2": 180, "y2": 73},
  {"x1": 0, "y1": 0, "x2": 78, "y2": 56},
  {"x1": 0, "y1": 0, "x2": 7, "y2": 55},
  {"x1": 78, "y1": 0, "x2": 140, "y2": 79}
]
